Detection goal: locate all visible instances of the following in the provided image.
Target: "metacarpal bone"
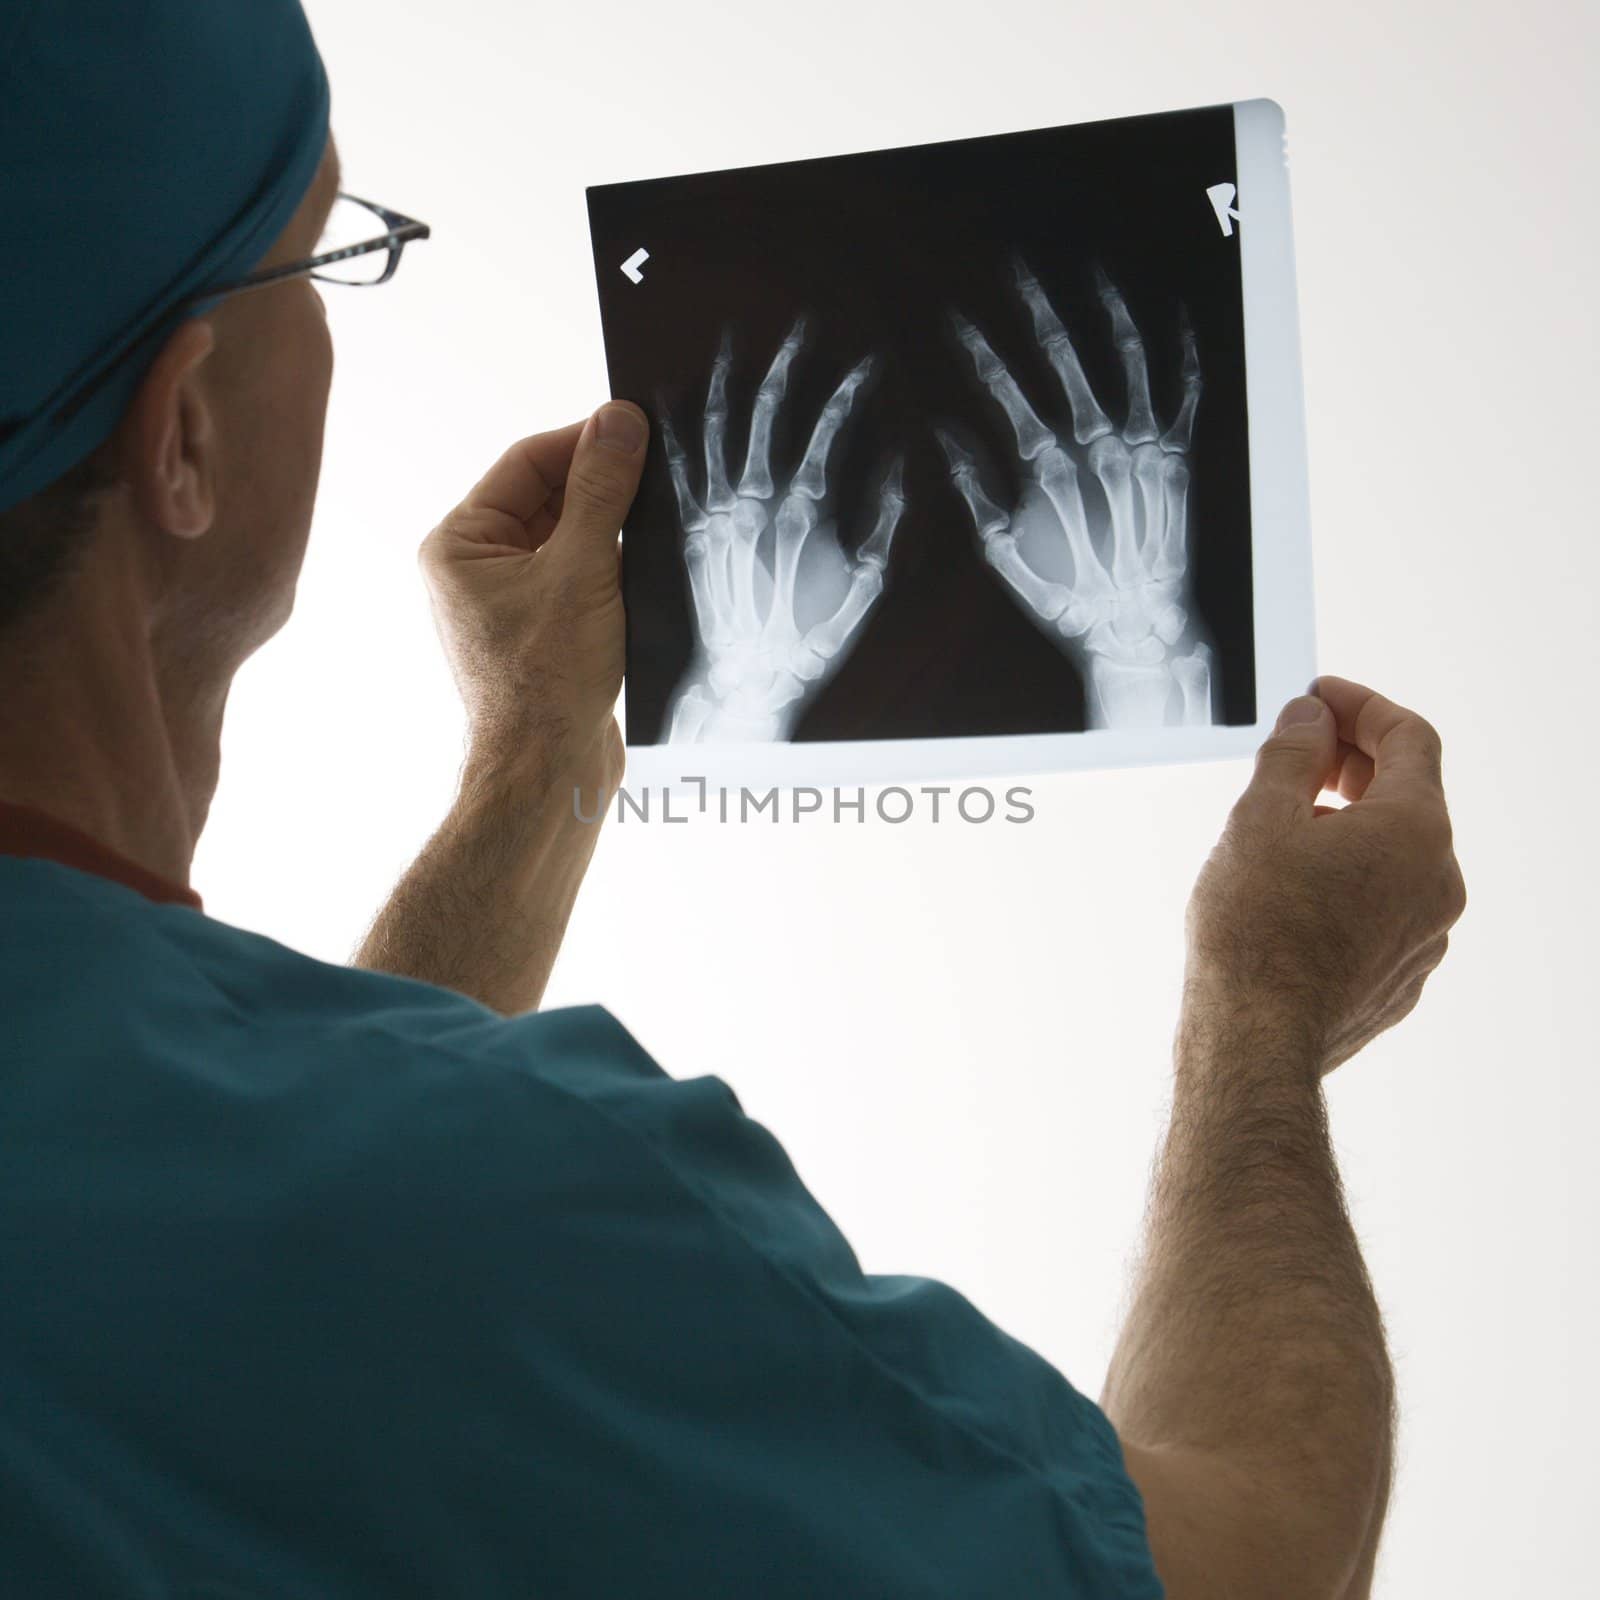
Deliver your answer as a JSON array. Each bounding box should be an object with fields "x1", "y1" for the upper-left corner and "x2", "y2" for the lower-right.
[
  {"x1": 803, "y1": 563, "x2": 886, "y2": 663},
  {"x1": 1131, "y1": 442, "x2": 1168, "y2": 566},
  {"x1": 704, "y1": 328, "x2": 736, "y2": 512},
  {"x1": 1152, "y1": 453, "x2": 1191, "y2": 582},
  {"x1": 984, "y1": 532, "x2": 1073, "y2": 622},
  {"x1": 1087, "y1": 434, "x2": 1143, "y2": 588},
  {"x1": 1035, "y1": 443, "x2": 1113, "y2": 599}
]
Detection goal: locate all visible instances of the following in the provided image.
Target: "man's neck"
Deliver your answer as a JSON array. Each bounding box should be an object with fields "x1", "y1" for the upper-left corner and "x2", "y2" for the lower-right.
[{"x1": 0, "y1": 571, "x2": 219, "y2": 892}]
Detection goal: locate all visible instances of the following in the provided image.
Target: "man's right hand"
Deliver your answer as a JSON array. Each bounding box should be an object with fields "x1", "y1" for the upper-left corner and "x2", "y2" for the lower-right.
[{"x1": 1183, "y1": 674, "x2": 1468, "y2": 1076}]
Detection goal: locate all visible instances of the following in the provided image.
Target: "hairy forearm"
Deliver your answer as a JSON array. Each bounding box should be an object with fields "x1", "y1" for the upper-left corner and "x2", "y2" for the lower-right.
[
  {"x1": 1103, "y1": 982, "x2": 1395, "y2": 1591},
  {"x1": 352, "y1": 742, "x2": 611, "y2": 1016}
]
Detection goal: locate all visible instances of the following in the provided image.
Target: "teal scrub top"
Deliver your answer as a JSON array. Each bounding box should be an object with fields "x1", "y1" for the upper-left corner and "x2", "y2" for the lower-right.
[{"x1": 0, "y1": 843, "x2": 1163, "y2": 1598}]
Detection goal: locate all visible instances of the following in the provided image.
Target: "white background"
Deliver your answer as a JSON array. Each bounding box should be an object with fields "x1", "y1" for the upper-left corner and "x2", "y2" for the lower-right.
[{"x1": 193, "y1": 1, "x2": 1598, "y2": 1592}]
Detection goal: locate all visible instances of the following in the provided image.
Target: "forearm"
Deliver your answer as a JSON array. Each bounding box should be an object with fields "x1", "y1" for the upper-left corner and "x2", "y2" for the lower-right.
[
  {"x1": 352, "y1": 739, "x2": 613, "y2": 1016},
  {"x1": 1103, "y1": 981, "x2": 1395, "y2": 1591}
]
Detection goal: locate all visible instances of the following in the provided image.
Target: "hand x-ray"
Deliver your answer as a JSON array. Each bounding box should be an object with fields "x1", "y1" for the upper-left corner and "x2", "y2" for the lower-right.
[{"x1": 587, "y1": 99, "x2": 1314, "y2": 787}]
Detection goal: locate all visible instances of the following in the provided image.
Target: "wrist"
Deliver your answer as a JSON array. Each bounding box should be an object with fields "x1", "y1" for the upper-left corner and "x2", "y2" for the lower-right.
[{"x1": 1176, "y1": 965, "x2": 1328, "y2": 1091}]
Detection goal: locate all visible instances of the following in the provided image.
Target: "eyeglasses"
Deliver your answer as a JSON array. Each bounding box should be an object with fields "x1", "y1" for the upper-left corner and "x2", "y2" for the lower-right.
[
  {"x1": 180, "y1": 192, "x2": 431, "y2": 301},
  {"x1": 8, "y1": 191, "x2": 430, "y2": 448}
]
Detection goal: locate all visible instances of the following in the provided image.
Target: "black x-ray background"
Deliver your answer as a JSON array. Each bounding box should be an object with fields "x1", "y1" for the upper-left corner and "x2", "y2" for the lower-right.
[{"x1": 587, "y1": 103, "x2": 1255, "y2": 745}]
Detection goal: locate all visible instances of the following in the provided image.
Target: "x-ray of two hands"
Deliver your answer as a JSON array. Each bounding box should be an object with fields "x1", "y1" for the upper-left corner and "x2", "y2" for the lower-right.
[{"x1": 657, "y1": 262, "x2": 1215, "y2": 743}]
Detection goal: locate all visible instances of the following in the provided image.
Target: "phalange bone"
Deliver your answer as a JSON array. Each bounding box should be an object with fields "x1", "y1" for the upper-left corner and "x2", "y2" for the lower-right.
[
  {"x1": 683, "y1": 531, "x2": 734, "y2": 650},
  {"x1": 1160, "y1": 311, "x2": 1202, "y2": 455},
  {"x1": 737, "y1": 317, "x2": 806, "y2": 500},
  {"x1": 667, "y1": 683, "x2": 715, "y2": 744},
  {"x1": 984, "y1": 532, "x2": 1073, "y2": 623},
  {"x1": 1086, "y1": 435, "x2": 1143, "y2": 589},
  {"x1": 801, "y1": 562, "x2": 885, "y2": 663},
  {"x1": 1011, "y1": 255, "x2": 1113, "y2": 445},
  {"x1": 660, "y1": 412, "x2": 708, "y2": 534},
  {"x1": 1093, "y1": 265, "x2": 1158, "y2": 445},
  {"x1": 1035, "y1": 443, "x2": 1112, "y2": 597},
  {"x1": 1152, "y1": 453, "x2": 1191, "y2": 582},
  {"x1": 792, "y1": 355, "x2": 875, "y2": 501},
  {"x1": 856, "y1": 457, "x2": 906, "y2": 569},
  {"x1": 768, "y1": 490, "x2": 819, "y2": 631},
  {"x1": 728, "y1": 496, "x2": 768, "y2": 638},
  {"x1": 703, "y1": 327, "x2": 736, "y2": 513},
  {"x1": 1172, "y1": 641, "x2": 1214, "y2": 726},
  {"x1": 950, "y1": 310, "x2": 1055, "y2": 461},
  {"x1": 1089, "y1": 657, "x2": 1175, "y2": 730},
  {"x1": 1153, "y1": 600, "x2": 1187, "y2": 645},
  {"x1": 936, "y1": 428, "x2": 1010, "y2": 539},
  {"x1": 1131, "y1": 442, "x2": 1167, "y2": 564}
]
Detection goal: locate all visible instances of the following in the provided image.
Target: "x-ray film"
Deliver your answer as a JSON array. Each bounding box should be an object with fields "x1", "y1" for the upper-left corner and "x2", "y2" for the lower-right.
[{"x1": 586, "y1": 99, "x2": 1313, "y2": 788}]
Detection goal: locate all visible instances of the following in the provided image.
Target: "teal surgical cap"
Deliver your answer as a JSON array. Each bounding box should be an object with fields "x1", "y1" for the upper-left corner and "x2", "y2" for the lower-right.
[{"x1": 0, "y1": 0, "x2": 331, "y2": 514}]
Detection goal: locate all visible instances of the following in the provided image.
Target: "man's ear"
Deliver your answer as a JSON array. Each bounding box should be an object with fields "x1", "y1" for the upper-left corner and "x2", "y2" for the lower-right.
[{"x1": 120, "y1": 318, "x2": 219, "y2": 541}]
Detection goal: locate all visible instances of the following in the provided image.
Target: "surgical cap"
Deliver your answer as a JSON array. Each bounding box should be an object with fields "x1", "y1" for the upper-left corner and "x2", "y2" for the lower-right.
[{"x1": 0, "y1": 0, "x2": 330, "y2": 514}]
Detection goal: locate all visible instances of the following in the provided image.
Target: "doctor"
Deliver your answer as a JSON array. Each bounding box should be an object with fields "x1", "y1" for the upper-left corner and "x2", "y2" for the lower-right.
[{"x1": 0, "y1": 3, "x2": 1464, "y2": 1595}]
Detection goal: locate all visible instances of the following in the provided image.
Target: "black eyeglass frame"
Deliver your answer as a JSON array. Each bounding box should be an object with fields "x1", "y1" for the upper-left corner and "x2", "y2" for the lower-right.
[{"x1": 178, "y1": 192, "x2": 431, "y2": 303}]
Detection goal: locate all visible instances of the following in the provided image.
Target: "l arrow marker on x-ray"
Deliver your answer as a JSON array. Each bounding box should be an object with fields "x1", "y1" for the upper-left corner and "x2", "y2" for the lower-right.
[
  {"x1": 1206, "y1": 183, "x2": 1241, "y2": 237},
  {"x1": 621, "y1": 247, "x2": 649, "y2": 284}
]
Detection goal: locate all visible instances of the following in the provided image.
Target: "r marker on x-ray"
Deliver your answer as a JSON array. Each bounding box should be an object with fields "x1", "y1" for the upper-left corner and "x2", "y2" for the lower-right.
[{"x1": 586, "y1": 100, "x2": 1315, "y2": 790}]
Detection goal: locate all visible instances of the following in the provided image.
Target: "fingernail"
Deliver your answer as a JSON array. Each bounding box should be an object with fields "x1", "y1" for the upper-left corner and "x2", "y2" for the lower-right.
[
  {"x1": 594, "y1": 403, "x2": 646, "y2": 454},
  {"x1": 1276, "y1": 695, "x2": 1324, "y2": 731}
]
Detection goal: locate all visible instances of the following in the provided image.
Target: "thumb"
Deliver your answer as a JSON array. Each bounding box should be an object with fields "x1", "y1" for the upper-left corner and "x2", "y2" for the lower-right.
[
  {"x1": 549, "y1": 401, "x2": 649, "y2": 569},
  {"x1": 1244, "y1": 694, "x2": 1337, "y2": 821}
]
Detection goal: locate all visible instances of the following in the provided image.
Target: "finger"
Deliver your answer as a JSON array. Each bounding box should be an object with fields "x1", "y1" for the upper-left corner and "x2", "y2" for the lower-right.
[
  {"x1": 1330, "y1": 740, "x2": 1376, "y2": 802},
  {"x1": 855, "y1": 457, "x2": 906, "y2": 569},
  {"x1": 659, "y1": 406, "x2": 708, "y2": 534},
  {"x1": 935, "y1": 427, "x2": 1010, "y2": 539},
  {"x1": 799, "y1": 560, "x2": 887, "y2": 668},
  {"x1": 1242, "y1": 695, "x2": 1338, "y2": 823},
  {"x1": 1093, "y1": 265, "x2": 1157, "y2": 445},
  {"x1": 1309, "y1": 675, "x2": 1445, "y2": 798},
  {"x1": 1012, "y1": 255, "x2": 1113, "y2": 445},
  {"x1": 439, "y1": 421, "x2": 587, "y2": 553},
  {"x1": 949, "y1": 309, "x2": 1054, "y2": 461},
  {"x1": 704, "y1": 329, "x2": 735, "y2": 513},
  {"x1": 547, "y1": 402, "x2": 649, "y2": 578},
  {"x1": 1160, "y1": 308, "x2": 1202, "y2": 454},
  {"x1": 791, "y1": 355, "x2": 874, "y2": 501},
  {"x1": 737, "y1": 318, "x2": 805, "y2": 500}
]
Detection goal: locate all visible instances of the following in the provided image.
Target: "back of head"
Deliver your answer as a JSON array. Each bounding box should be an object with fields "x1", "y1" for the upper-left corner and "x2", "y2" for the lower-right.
[{"x1": 0, "y1": 0, "x2": 329, "y2": 626}]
